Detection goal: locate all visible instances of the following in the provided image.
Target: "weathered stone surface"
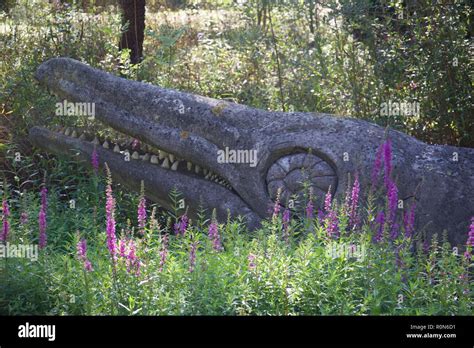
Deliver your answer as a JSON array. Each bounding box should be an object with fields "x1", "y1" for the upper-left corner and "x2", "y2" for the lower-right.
[{"x1": 30, "y1": 58, "x2": 474, "y2": 246}]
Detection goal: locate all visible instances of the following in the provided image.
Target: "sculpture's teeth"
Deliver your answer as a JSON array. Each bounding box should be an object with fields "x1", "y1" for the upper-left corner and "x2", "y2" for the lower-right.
[
  {"x1": 171, "y1": 161, "x2": 179, "y2": 171},
  {"x1": 159, "y1": 150, "x2": 167, "y2": 160},
  {"x1": 50, "y1": 126, "x2": 233, "y2": 190}
]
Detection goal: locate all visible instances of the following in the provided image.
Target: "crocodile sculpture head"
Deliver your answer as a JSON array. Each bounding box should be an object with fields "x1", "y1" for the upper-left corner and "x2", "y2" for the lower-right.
[{"x1": 29, "y1": 58, "x2": 474, "y2": 246}]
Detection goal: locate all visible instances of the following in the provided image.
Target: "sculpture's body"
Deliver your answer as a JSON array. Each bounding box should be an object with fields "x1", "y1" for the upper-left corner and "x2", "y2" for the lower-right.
[{"x1": 30, "y1": 58, "x2": 474, "y2": 246}]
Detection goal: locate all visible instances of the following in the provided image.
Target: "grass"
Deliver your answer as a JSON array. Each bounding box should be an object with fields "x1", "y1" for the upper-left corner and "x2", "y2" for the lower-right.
[{"x1": 0, "y1": 148, "x2": 472, "y2": 315}]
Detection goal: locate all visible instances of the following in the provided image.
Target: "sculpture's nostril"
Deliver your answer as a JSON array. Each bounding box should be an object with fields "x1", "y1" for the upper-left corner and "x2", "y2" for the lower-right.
[{"x1": 266, "y1": 152, "x2": 337, "y2": 206}]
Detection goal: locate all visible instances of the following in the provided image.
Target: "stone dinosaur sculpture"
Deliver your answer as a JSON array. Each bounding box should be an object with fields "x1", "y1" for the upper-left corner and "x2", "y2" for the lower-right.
[{"x1": 29, "y1": 58, "x2": 474, "y2": 246}]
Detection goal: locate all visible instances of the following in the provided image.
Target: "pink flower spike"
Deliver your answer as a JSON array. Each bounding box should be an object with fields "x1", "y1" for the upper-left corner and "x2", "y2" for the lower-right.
[{"x1": 1, "y1": 199, "x2": 10, "y2": 243}]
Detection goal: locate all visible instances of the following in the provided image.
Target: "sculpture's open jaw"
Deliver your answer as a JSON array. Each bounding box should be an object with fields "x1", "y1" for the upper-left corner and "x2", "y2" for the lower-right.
[
  {"x1": 44, "y1": 125, "x2": 233, "y2": 190},
  {"x1": 29, "y1": 125, "x2": 261, "y2": 227}
]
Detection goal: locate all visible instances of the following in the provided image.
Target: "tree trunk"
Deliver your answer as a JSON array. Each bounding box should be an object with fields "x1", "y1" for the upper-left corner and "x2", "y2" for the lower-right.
[{"x1": 119, "y1": 0, "x2": 146, "y2": 64}]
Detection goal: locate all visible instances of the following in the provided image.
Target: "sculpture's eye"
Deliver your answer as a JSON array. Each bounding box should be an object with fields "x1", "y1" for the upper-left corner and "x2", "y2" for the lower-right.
[{"x1": 266, "y1": 152, "x2": 338, "y2": 206}]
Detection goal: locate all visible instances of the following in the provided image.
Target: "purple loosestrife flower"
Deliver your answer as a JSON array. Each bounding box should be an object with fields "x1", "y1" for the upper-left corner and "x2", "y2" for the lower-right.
[
  {"x1": 105, "y1": 180, "x2": 117, "y2": 262},
  {"x1": 180, "y1": 214, "x2": 188, "y2": 235},
  {"x1": 126, "y1": 239, "x2": 140, "y2": 276},
  {"x1": 38, "y1": 209, "x2": 47, "y2": 249},
  {"x1": 137, "y1": 196, "x2": 147, "y2": 235},
  {"x1": 383, "y1": 139, "x2": 392, "y2": 188},
  {"x1": 326, "y1": 209, "x2": 339, "y2": 238},
  {"x1": 344, "y1": 185, "x2": 351, "y2": 211},
  {"x1": 387, "y1": 180, "x2": 398, "y2": 224},
  {"x1": 467, "y1": 217, "x2": 474, "y2": 248},
  {"x1": 464, "y1": 217, "x2": 474, "y2": 260},
  {"x1": 76, "y1": 238, "x2": 93, "y2": 272},
  {"x1": 371, "y1": 144, "x2": 383, "y2": 187},
  {"x1": 248, "y1": 253, "x2": 256, "y2": 271},
  {"x1": 77, "y1": 238, "x2": 87, "y2": 260},
  {"x1": 374, "y1": 211, "x2": 385, "y2": 243},
  {"x1": 282, "y1": 208, "x2": 290, "y2": 226},
  {"x1": 118, "y1": 238, "x2": 127, "y2": 258},
  {"x1": 323, "y1": 187, "x2": 338, "y2": 237},
  {"x1": 390, "y1": 223, "x2": 399, "y2": 240},
  {"x1": 189, "y1": 240, "x2": 198, "y2": 273},
  {"x1": 137, "y1": 181, "x2": 147, "y2": 235},
  {"x1": 175, "y1": 214, "x2": 188, "y2": 236},
  {"x1": 317, "y1": 209, "x2": 325, "y2": 223},
  {"x1": 349, "y1": 176, "x2": 360, "y2": 229},
  {"x1": 159, "y1": 233, "x2": 169, "y2": 272},
  {"x1": 306, "y1": 188, "x2": 314, "y2": 220},
  {"x1": 324, "y1": 188, "x2": 332, "y2": 213},
  {"x1": 273, "y1": 202, "x2": 281, "y2": 219},
  {"x1": 208, "y1": 220, "x2": 222, "y2": 251},
  {"x1": 84, "y1": 260, "x2": 93, "y2": 272},
  {"x1": 91, "y1": 147, "x2": 99, "y2": 173},
  {"x1": 1, "y1": 199, "x2": 10, "y2": 242},
  {"x1": 38, "y1": 186, "x2": 48, "y2": 249}
]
